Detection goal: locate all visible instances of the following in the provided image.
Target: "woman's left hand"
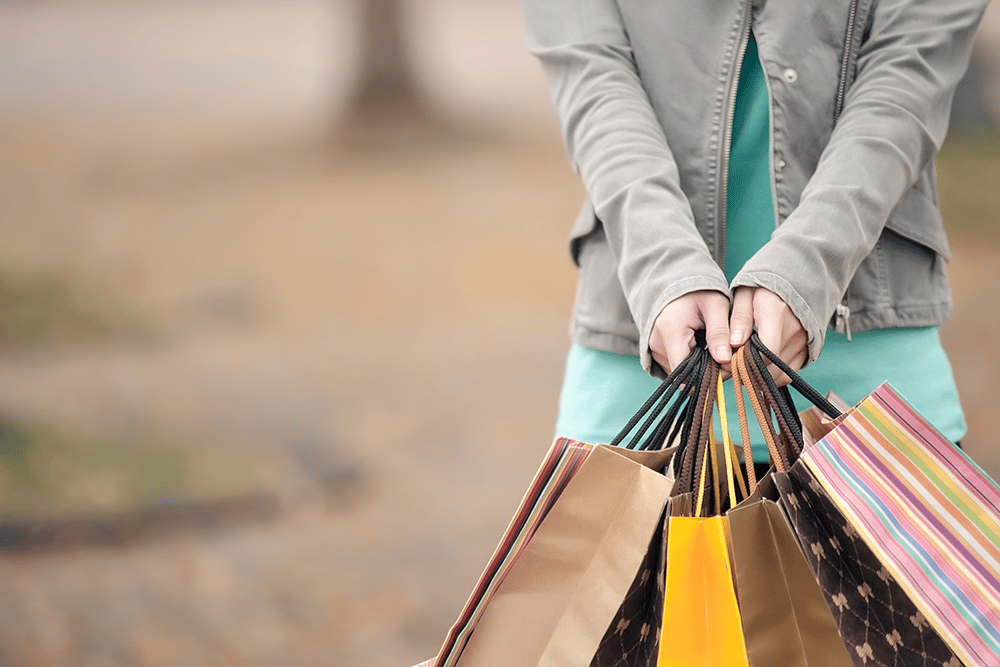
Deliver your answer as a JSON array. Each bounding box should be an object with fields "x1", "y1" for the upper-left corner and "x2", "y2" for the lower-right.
[{"x1": 728, "y1": 286, "x2": 807, "y2": 386}]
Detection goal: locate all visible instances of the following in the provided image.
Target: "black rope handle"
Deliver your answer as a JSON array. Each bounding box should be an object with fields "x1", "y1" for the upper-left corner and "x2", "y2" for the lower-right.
[
  {"x1": 749, "y1": 333, "x2": 842, "y2": 419},
  {"x1": 609, "y1": 350, "x2": 694, "y2": 449},
  {"x1": 609, "y1": 345, "x2": 706, "y2": 450},
  {"x1": 643, "y1": 350, "x2": 705, "y2": 451},
  {"x1": 618, "y1": 350, "x2": 702, "y2": 451},
  {"x1": 641, "y1": 380, "x2": 694, "y2": 451},
  {"x1": 671, "y1": 350, "x2": 708, "y2": 469},
  {"x1": 675, "y1": 354, "x2": 719, "y2": 495},
  {"x1": 747, "y1": 343, "x2": 808, "y2": 462},
  {"x1": 747, "y1": 342, "x2": 805, "y2": 451}
]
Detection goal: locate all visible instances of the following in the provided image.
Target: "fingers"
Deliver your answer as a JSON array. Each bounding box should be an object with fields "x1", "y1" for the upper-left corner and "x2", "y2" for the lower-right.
[
  {"x1": 664, "y1": 328, "x2": 697, "y2": 374},
  {"x1": 649, "y1": 296, "x2": 696, "y2": 374},
  {"x1": 702, "y1": 295, "x2": 732, "y2": 366},
  {"x1": 751, "y1": 289, "x2": 807, "y2": 387},
  {"x1": 651, "y1": 287, "x2": 808, "y2": 386},
  {"x1": 729, "y1": 287, "x2": 755, "y2": 347},
  {"x1": 754, "y1": 294, "x2": 784, "y2": 375},
  {"x1": 766, "y1": 337, "x2": 806, "y2": 387},
  {"x1": 649, "y1": 290, "x2": 731, "y2": 373},
  {"x1": 649, "y1": 313, "x2": 697, "y2": 375}
]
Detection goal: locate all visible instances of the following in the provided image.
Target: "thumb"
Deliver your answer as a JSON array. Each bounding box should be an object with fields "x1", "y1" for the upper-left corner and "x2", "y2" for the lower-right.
[
  {"x1": 730, "y1": 287, "x2": 755, "y2": 346},
  {"x1": 702, "y1": 295, "x2": 732, "y2": 365}
]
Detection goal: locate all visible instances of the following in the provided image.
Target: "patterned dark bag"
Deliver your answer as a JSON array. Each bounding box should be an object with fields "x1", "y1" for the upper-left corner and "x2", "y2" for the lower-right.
[{"x1": 774, "y1": 463, "x2": 964, "y2": 667}]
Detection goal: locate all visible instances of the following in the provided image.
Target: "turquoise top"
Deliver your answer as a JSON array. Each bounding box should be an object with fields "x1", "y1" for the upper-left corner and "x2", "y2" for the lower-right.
[
  {"x1": 724, "y1": 35, "x2": 774, "y2": 283},
  {"x1": 722, "y1": 34, "x2": 966, "y2": 458}
]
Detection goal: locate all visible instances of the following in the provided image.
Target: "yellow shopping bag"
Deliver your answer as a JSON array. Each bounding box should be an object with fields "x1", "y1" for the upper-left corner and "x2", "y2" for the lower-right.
[
  {"x1": 658, "y1": 370, "x2": 750, "y2": 667},
  {"x1": 659, "y1": 516, "x2": 747, "y2": 667}
]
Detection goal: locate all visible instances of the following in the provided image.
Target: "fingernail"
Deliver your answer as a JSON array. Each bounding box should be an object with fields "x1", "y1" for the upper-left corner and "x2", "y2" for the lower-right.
[
  {"x1": 730, "y1": 329, "x2": 744, "y2": 345},
  {"x1": 715, "y1": 345, "x2": 731, "y2": 361}
]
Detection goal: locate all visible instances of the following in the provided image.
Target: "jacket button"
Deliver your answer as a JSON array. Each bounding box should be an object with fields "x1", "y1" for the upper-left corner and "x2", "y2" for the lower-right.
[{"x1": 783, "y1": 68, "x2": 798, "y2": 83}]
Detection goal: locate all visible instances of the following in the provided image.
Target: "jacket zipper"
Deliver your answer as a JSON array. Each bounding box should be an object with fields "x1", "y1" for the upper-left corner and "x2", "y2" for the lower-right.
[
  {"x1": 833, "y1": 0, "x2": 861, "y2": 339},
  {"x1": 833, "y1": 0, "x2": 862, "y2": 124},
  {"x1": 716, "y1": 2, "x2": 753, "y2": 266}
]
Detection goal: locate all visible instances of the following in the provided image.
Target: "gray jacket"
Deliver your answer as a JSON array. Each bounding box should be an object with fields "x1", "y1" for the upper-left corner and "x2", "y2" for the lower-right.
[{"x1": 524, "y1": 0, "x2": 988, "y2": 375}]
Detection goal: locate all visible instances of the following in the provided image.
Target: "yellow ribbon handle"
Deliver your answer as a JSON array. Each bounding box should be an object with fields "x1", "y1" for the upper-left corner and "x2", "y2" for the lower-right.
[{"x1": 717, "y1": 374, "x2": 739, "y2": 509}]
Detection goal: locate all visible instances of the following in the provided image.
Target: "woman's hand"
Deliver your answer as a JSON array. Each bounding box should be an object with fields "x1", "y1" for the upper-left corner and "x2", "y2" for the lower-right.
[
  {"x1": 649, "y1": 290, "x2": 732, "y2": 374},
  {"x1": 729, "y1": 286, "x2": 807, "y2": 386}
]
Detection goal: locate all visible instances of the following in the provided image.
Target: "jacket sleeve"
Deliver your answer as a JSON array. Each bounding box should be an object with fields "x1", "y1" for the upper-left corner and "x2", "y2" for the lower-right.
[
  {"x1": 523, "y1": 0, "x2": 730, "y2": 374},
  {"x1": 731, "y1": 0, "x2": 988, "y2": 362}
]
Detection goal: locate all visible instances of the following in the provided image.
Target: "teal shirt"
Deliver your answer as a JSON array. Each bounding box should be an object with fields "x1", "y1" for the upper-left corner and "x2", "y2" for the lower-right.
[
  {"x1": 556, "y1": 34, "x2": 965, "y2": 458},
  {"x1": 724, "y1": 35, "x2": 774, "y2": 284}
]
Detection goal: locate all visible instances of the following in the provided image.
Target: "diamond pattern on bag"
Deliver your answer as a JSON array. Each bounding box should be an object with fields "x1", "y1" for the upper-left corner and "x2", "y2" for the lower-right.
[
  {"x1": 589, "y1": 512, "x2": 667, "y2": 667},
  {"x1": 774, "y1": 464, "x2": 964, "y2": 667}
]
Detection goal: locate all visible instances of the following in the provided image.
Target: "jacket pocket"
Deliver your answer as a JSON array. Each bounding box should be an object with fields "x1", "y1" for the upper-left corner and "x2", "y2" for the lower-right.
[{"x1": 882, "y1": 182, "x2": 952, "y2": 262}]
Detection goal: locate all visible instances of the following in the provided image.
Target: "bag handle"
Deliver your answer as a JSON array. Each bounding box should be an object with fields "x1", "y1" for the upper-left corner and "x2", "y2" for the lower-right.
[
  {"x1": 681, "y1": 356, "x2": 751, "y2": 517},
  {"x1": 731, "y1": 346, "x2": 789, "y2": 494},
  {"x1": 714, "y1": 373, "x2": 744, "y2": 510},
  {"x1": 733, "y1": 335, "x2": 844, "y2": 475},
  {"x1": 695, "y1": 371, "x2": 745, "y2": 517},
  {"x1": 675, "y1": 355, "x2": 720, "y2": 501},
  {"x1": 748, "y1": 332, "x2": 842, "y2": 419},
  {"x1": 610, "y1": 345, "x2": 706, "y2": 451},
  {"x1": 745, "y1": 342, "x2": 804, "y2": 459}
]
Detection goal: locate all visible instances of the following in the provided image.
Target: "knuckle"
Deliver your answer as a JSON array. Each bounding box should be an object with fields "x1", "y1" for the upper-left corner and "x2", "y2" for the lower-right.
[{"x1": 706, "y1": 325, "x2": 730, "y2": 341}]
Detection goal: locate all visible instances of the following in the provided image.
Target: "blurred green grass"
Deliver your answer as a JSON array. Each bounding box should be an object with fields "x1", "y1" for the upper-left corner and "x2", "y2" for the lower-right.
[
  {"x1": 0, "y1": 273, "x2": 153, "y2": 352},
  {"x1": 0, "y1": 273, "x2": 273, "y2": 527},
  {"x1": 0, "y1": 416, "x2": 270, "y2": 524}
]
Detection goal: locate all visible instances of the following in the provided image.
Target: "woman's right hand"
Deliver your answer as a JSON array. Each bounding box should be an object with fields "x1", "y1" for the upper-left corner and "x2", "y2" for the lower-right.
[{"x1": 649, "y1": 290, "x2": 733, "y2": 374}]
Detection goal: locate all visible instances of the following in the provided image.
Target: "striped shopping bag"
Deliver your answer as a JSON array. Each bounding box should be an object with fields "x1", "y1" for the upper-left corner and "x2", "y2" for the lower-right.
[{"x1": 801, "y1": 382, "x2": 1000, "y2": 667}]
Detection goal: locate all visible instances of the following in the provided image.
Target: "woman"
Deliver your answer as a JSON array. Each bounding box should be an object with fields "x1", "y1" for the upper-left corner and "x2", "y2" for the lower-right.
[{"x1": 524, "y1": 0, "x2": 987, "y2": 459}]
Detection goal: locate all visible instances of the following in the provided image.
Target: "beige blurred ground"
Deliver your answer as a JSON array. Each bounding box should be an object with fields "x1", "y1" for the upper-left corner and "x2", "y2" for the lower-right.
[{"x1": 0, "y1": 2, "x2": 998, "y2": 666}]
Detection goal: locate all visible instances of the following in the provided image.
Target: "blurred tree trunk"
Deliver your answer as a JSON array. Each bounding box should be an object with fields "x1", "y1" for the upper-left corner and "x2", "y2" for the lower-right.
[
  {"x1": 351, "y1": 0, "x2": 424, "y2": 118},
  {"x1": 338, "y1": 0, "x2": 452, "y2": 152}
]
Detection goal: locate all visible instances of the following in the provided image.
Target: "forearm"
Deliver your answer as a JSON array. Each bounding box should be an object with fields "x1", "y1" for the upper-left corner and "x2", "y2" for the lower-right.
[{"x1": 525, "y1": 0, "x2": 727, "y2": 370}]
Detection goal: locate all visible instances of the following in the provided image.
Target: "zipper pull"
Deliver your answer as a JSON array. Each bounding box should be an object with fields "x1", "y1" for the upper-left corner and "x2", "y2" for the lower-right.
[{"x1": 834, "y1": 303, "x2": 852, "y2": 341}]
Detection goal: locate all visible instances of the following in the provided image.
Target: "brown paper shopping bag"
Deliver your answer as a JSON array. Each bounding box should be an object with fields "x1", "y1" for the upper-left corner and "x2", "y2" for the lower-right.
[
  {"x1": 455, "y1": 442, "x2": 675, "y2": 667},
  {"x1": 725, "y1": 344, "x2": 852, "y2": 667}
]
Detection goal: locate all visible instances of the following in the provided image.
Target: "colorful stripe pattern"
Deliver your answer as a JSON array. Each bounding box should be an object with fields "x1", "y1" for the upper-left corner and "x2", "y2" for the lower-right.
[
  {"x1": 425, "y1": 437, "x2": 592, "y2": 667},
  {"x1": 803, "y1": 383, "x2": 1000, "y2": 667}
]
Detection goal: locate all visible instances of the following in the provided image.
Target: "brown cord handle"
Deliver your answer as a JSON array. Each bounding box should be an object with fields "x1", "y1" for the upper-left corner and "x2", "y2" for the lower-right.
[
  {"x1": 741, "y1": 345, "x2": 793, "y2": 467},
  {"x1": 732, "y1": 346, "x2": 787, "y2": 494}
]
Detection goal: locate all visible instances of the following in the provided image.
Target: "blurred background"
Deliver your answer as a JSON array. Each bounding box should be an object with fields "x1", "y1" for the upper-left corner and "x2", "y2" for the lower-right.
[{"x1": 0, "y1": 1, "x2": 997, "y2": 665}]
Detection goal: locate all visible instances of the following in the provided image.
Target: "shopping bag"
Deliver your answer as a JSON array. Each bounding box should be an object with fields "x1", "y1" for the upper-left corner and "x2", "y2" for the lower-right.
[
  {"x1": 587, "y1": 348, "x2": 720, "y2": 667},
  {"x1": 725, "y1": 345, "x2": 853, "y2": 667},
  {"x1": 455, "y1": 442, "x2": 674, "y2": 667},
  {"x1": 799, "y1": 381, "x2": 1000, "y2": 667},
  {"x1": 419, "y1": 436, "x2": 592, "y2": 667},
  {"x1": 417, "y1": 347, "x2": 710, "y2": 667},
  {"x1": 744, "y1": 334, "x2": 966, "y2": 667},
  {"x1": 657, "y1": 360, "x2": 751, "y2": 667}
]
